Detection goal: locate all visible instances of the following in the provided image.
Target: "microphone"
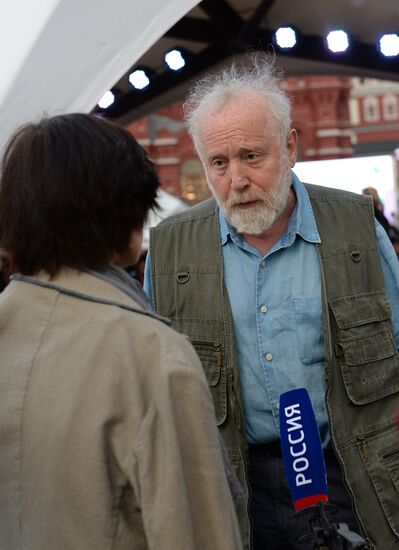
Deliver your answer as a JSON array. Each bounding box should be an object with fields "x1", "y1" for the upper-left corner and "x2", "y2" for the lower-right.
[
  {"x1": 279, "y1": 388, "x2": 367, "y2": 549},
  {"x1": 279, "y1": 387, "x2": 328, "y2": 512}
]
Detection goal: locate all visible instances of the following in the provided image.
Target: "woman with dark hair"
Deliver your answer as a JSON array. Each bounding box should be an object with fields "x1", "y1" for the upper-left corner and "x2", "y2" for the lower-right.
[{"x1": 0, "y1": 114, "x2": 242, "y2": 550}]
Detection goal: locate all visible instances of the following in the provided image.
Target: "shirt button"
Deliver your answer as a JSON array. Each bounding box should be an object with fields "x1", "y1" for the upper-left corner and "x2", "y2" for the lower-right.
[
  {"x1": 260, "y1": 305, "x2": 268, "y2": 313},
  {"x1": 265, "y1": 353, "x2": 273, "y2": 361},
  {"x1": 260, "y1": 260, "x2": 266, "y2": 267}
]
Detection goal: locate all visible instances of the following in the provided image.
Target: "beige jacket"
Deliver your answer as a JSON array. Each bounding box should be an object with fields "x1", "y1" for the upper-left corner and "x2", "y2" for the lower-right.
[{"x1": 0, "y1": 269, "x2": 242, "y2": 550}]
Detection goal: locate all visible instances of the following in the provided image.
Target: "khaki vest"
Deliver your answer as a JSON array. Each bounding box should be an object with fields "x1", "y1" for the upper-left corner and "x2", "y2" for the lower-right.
[{"x1": 150, "y1": 184, "x2": 399, "y2": 550}]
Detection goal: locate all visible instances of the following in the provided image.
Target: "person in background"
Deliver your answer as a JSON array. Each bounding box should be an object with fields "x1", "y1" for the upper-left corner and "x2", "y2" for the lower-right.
[
  {"x1": 144, "y1": 54, "x2": 399, "y2": 549},
  {"x1": 362, "y1": 186, "x2": 399, "y2": 245},
  {"x1": 362, "y1": 186, "x2": 393, "y2": 235},
  {"x1": 0, "y1": 113, "x2": 242, "y2": 550}
]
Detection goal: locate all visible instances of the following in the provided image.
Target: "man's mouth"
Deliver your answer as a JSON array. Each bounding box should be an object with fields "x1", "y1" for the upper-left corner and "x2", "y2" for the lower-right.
[{"x1": 234, "y1": 200, "x2": 260, "y2": 208}]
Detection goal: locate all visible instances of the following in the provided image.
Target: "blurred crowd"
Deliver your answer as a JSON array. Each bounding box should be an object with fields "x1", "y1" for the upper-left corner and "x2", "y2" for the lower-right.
[{"x1": 362, "y1": 186, "x2": 399, "y2": 259}]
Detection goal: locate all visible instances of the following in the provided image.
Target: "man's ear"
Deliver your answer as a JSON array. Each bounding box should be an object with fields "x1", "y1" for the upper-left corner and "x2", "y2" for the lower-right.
[{"x1": 286, "y1": 129, "x2": 297, "y2": 167}]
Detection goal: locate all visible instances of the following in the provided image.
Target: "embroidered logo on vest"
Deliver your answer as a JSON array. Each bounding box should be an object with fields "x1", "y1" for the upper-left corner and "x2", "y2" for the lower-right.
[{"x1": 361, "y1": 370, "x2": 388, "y2": 385}]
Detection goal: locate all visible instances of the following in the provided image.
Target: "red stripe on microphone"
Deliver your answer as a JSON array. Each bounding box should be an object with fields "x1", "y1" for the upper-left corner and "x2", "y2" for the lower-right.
[{"x1": 294, "y1": 493, "x2": 328, "y2": 512}]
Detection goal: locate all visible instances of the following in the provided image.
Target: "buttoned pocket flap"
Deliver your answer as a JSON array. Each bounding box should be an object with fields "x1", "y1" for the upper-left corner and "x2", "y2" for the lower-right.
[
  {"x1": 195, "y1": 345, "x2": 221, "y2": 386},
  {"x1": 330, "y1": 291, "x2": 391, "y2": 329},
  {"x1": 338, "y1": 330, "x2": 395, "y2": 366},
  {"x1": 192, "y1": 340, "x2": 227, "y2": 425}
]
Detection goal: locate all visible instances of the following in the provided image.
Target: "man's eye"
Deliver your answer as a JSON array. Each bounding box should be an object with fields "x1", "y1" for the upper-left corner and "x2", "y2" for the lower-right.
[
  {"x1": 246, "y1": 153, "x2": 259, "y2": 161},
  {"x1": 212, "y1": 159, "x2": 225, "y2": 168}
]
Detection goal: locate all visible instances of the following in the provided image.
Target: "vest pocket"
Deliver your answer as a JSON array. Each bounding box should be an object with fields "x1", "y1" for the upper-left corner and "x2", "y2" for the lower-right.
[
  {"x1": 191, "y1": 340, "x2": 227, "y2": 425},
  {"x1": 330, "y1": 291, "x2": 399, "y2": 405},
  {"x1": 357, "y1": 424, "x2": 399, "y2": 538}
]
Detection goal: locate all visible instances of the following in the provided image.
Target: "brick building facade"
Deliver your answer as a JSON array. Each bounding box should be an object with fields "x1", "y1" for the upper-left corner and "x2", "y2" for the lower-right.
[{"x1": 126, "y1": 76, "x2": 399, "y2": 203}]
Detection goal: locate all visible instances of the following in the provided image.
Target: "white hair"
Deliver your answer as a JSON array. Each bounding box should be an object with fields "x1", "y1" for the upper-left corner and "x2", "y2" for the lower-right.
[{"x1": 183, "y1": 52, "x2": 292, "y2": 155}]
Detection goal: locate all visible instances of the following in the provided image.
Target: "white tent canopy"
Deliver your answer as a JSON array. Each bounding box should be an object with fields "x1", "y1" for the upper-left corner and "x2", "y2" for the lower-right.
[
  {"x1": 0, "y1": 0, "x2": 200, "y2": 154},
  {"x1": 143, "y1": 189, "x2": 188, "y2": 250}
]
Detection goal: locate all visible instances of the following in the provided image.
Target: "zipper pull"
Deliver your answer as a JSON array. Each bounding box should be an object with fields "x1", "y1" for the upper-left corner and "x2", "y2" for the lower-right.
[
  {"x1": 357, "y1": 436, "x2": 368, "y2": 460},
  {"x1": 213, "y1": 342, "x2": 222, "y2": 367}
]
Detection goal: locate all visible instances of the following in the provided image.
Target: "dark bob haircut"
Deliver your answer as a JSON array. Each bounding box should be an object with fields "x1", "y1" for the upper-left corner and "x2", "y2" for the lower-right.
[{"x1": 0, "y1": 113, "x2": 160, "y2": 275}]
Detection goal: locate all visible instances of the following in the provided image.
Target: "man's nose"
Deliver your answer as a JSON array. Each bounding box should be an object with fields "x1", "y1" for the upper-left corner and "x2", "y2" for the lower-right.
[{"x1": 229, "y1": 161, "x2": 249, "y2": 191}]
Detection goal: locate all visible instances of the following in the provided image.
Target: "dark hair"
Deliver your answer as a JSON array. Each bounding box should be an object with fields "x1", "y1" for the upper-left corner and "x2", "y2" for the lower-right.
[{"x1": 0, "y1": 113, "x2": 159, "y2": 275}]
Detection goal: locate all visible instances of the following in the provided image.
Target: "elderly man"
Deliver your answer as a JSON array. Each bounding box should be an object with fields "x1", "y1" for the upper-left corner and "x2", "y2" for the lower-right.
[{"x1": 145, "y1": 55, "x2": 399, "y2": 550}]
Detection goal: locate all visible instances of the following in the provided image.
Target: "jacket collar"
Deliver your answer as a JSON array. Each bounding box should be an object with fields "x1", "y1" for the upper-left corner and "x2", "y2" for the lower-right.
[{"x1": 11, "y1": 267, "x2": 170, "y2": 325}]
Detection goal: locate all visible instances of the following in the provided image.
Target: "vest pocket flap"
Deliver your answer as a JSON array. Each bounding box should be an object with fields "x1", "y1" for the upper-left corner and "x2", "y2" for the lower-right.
[
  {"x1": 338, "y1": 330, "x2": 395, "y2": 366},
  {"x1": 339, "y1": 337, "x2": 399, "y2": 405},
  {"x1": 191, "y1": 340, "x2": 222, "y2": 386},
  {"x1": 191, "y1": 340, "x2": 227, "y2": 426},
  {"x1": 330, "y1": 290, "x2": 399, "y2": 404},
  {"x1": 330, "y1": 291, "x2": 391, "y2": 329}
]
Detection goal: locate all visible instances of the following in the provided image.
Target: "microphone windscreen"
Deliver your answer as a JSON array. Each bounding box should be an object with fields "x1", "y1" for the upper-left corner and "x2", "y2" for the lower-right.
[{"x1": 279, "y1": 388, "x2": 328, "y2": 511}]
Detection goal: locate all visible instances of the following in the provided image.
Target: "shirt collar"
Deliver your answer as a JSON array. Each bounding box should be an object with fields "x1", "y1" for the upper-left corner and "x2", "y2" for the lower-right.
[{"x1": 218, "y1": 171, "x2": 321, "y2": 246}]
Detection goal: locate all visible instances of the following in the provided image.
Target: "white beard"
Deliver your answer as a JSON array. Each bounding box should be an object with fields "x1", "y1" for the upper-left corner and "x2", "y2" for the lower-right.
[{"x1": 208, "y1": 164, "x2": 292, "y2": 236}]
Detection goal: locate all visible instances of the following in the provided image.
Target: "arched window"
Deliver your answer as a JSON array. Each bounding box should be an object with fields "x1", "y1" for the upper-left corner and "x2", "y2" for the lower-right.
[
  {"x1": 180, "y1": 159, "x2": 209, "y2": 203},
  {"x1": 363, "y1": 95, "x2": 380, "y2": 122},
  {"x1": 383, "y1": 94, "x2": 398, "y2": 120}
]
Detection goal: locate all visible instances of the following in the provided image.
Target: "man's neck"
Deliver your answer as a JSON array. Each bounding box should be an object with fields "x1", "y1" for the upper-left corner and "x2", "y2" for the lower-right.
[{"x1": 242, "y1": 188, "x2": 297, "y2": 256}]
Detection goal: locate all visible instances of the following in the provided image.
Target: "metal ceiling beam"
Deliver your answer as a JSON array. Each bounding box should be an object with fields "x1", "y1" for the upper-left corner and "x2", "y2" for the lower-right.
[
  {"x1": 166, "y1": 0, "x2": 277, "y2": 44},
  {"x1": 101, "y1": 24, "x2": 399, "y2": 122},
  {"x1": 165, "y1": 16, "x2": 217, "y2": 43},
  {"x1": 251, "y1": 28, "x2": 399, "y2": 74},
  {"x1": 199, "y1": 0, "x2": 243, "y2": 39},
  {"x1": 240, "y1": 0, "x2": 277, "y2": 41},
  {"x1": 104, "y1": 44, "x2": 231, "y2": 119}
]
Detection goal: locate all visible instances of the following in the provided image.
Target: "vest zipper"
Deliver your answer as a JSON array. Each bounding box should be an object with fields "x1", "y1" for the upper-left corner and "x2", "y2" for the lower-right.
[
  {"x1": 357, "y1": 436, "x2": 368, "y2": 460},
  {"x1": 193, "y1": 336, "x2": 251, "y2": 546},
  {"x1": 227, "y1": 362, "x2": 251, "y2": 547},
  {"x1": 356, "y1": 423, "x2": 397, "y2": 461},
  {"x1": 215, "y1": 343, "x2": 222, "y2": 367}
]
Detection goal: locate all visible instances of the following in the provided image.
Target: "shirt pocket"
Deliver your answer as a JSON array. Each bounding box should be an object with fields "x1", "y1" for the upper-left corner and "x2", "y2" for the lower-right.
[
  {"x1": 293, "y1": 296, "x2": 324, "y2": 365},
  {"x1": 330, "y1": 290, "x2": 399, "y2": 405}
]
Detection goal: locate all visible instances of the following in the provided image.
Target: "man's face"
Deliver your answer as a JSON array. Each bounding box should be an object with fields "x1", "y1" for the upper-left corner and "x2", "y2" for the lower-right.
[{"x1": 198, "y1": 92, "x2": 297, "y2": 235}]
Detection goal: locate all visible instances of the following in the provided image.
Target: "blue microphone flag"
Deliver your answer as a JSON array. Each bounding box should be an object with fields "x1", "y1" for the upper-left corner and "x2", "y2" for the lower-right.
[{"x1": 279, "y1": 388, "x2": 328, "y2": 512}]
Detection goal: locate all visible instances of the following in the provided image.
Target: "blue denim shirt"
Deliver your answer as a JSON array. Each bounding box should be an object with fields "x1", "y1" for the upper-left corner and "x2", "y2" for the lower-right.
[{"x1": 144, "y1": 174, "x2": 399, "y2": 445}]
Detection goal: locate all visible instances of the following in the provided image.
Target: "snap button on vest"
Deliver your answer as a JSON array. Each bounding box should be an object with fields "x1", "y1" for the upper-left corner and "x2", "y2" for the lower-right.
[
  {"x1": 176, "y1": 271, "x2": 190, "y2": 284},
  {"x1": 350, "y1": 251, "x2": 362, "y2": 262},
  {"x1": 335, "y1": 343, "x2": 344, "y2": 357}
]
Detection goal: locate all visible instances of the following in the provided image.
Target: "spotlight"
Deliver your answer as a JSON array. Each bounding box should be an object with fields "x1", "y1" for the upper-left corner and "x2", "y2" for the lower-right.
[
  {"x1": 379, "y1": 33, "x2": 399, "y2": 57},
  {"x1": 128, "y1": 68, "x2": 151, "y2": 90},
  {"x1": 275, "y1": 26, "x2": 297, "y2": 49},
  {"x1": 326, "y1": 30, "x2": 349, "y2": 53},
  {"x1": 164, "y1": 48, "x2": 187, "y2": 71},
  {"x1": 97, "y1": 90, "x2": 115, "y2": 109}
]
